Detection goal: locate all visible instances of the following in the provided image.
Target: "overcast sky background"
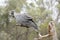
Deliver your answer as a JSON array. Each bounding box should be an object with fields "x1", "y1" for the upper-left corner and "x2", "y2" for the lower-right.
[{"x1": 0, "y1": 0, "x2": 7, "y2": 6}]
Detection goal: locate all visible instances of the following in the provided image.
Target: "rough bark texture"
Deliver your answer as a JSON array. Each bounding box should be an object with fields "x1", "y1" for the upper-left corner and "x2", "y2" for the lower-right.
[
  {"x1": 34, "y1": 21, "x2": 58, "y2": 40},
  {"x1": 48, "y1": 21, "x2": 58, "y2": 40}
]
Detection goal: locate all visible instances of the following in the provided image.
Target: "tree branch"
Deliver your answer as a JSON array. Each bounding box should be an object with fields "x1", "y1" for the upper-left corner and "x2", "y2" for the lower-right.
[{"x1": 34, "y1": 21, "x2": 58, "y2": 40}]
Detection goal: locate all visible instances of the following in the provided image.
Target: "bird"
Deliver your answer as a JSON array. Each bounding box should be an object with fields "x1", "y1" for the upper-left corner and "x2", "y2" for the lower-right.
[{"x1": 9, "y1": 10, "x2": 39, "y2": 32}]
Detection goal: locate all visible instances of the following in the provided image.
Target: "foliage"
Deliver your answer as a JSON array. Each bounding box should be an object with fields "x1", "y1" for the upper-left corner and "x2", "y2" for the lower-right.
[{"x1": 0, "y1": 0, "x2": 60, "y2": 40}]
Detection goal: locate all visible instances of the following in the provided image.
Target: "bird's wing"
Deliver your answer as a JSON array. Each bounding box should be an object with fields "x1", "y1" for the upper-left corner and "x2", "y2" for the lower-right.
[
  {"x1": 23, "y1": 14, "x2": 34, "y2": 22},
  {"x1": 25, "y1": 14, "x2": 33, "y2": 19},
  {"x1": 24, "y1": 14, "x2": 38, "y2": 31}
]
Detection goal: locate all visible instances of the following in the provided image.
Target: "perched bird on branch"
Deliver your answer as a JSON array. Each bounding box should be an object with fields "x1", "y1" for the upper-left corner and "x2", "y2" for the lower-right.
[{"x1": 9, "y1": 10, "x2": 39, "y2": 32}]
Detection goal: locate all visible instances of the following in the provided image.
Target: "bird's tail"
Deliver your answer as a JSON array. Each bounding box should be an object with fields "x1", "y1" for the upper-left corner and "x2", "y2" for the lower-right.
[{"x1": 31, "y1": 21, "x2": 39, "y2": 32}]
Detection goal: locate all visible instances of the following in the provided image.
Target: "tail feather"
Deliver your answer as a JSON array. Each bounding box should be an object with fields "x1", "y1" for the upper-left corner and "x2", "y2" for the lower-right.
[{"x1": 29, "y1": 21, "x2": 39, "y2": 32}]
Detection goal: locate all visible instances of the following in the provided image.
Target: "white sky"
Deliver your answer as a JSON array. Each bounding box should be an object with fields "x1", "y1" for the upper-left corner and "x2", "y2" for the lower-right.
[{"x1": 0, "y1": 0, "x2": 7, "y2": 6}]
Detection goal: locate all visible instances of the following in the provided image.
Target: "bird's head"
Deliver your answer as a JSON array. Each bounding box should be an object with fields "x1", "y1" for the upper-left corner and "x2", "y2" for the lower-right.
[{"x1": 9, "y1": 10, "x2": 15, "y2": 18}]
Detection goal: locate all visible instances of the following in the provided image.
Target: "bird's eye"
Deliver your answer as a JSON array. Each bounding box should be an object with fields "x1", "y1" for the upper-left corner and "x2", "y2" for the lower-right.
[
  {"x1": 11, "y1": 11, "x2": 14, "y2": 14},
  {"x1": 11, "y1": 12, "x2": 13, "y2": 15}
]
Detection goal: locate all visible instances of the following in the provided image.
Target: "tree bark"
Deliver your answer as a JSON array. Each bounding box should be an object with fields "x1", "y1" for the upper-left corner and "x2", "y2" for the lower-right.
[
  {"x1": 34, "y1": 21, "x2": 58, "y2": 40},
  {"x1": 48, "y1": 21, "x2": 58, "y2": 40}
]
